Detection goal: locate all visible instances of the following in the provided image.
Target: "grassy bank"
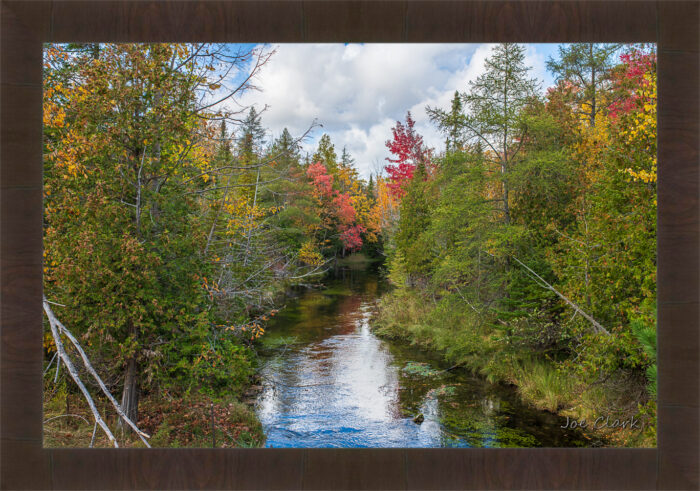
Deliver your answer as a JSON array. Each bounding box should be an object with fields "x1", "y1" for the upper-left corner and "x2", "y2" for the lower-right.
[{"x1": 373, "y1": 288, "x2": 655, "y2": 447}]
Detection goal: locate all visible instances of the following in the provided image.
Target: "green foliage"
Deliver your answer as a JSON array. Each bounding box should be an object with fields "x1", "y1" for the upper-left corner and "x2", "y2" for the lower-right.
[
  {"x1": 43, "y1": 44, "x2": 383, "y2": 443},
  {"x1": 43, "y1": 43, "x2": 387, "y2": 450},
  {"x1": 44, "y1": 44, "x2": 226, "y2": 401},
  {"x1": 44, "y1": 41, "x2": 657, "y2": 448},
  {"x1": 161, "y1": 328, "x2": 255, "y2": 398},
  {"x1": 379, "y1": 43, "x2": 657, "y2": 446},
  {"x1": 631, "y1": 312, "x2": 657, "y2": 398},
  {"x1": 395, "y1": 163, "x2": 434, "y2": 283}
]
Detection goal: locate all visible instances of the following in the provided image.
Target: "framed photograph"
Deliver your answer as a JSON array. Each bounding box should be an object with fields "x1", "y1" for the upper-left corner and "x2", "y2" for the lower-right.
[{"x1": 1, "y1": 1, "x2": 697, "y2": 489}]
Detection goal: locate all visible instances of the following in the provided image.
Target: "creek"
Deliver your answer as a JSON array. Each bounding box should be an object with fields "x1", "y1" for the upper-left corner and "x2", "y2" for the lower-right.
[{"x1": 255, "y1": 264, "x2": 588, "y2": 448}]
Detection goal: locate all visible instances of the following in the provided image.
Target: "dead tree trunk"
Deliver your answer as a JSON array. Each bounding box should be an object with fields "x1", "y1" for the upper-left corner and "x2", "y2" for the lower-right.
[
  {"x1": 43, "y1": 297, "x2": 150, "y2": 446},
  {"x1": 118, "y1": 356, "x2": 139, "y2": 433}
]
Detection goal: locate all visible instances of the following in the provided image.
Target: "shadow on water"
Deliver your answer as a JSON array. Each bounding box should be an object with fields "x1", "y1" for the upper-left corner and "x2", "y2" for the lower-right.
[{"x1": 255, "y1": 264, "x2": 589, "y2": 448}]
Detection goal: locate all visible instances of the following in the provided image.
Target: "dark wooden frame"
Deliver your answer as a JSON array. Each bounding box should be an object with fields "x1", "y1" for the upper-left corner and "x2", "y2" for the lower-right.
[{"x1": 1, "y1": 1, "x2": 697, "y2": 489}]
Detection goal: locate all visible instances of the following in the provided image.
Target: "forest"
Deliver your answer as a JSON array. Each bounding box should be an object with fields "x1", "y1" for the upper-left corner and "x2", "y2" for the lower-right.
[{"x1": 42, "y1": 42, "x2": 657, "y2": 448}]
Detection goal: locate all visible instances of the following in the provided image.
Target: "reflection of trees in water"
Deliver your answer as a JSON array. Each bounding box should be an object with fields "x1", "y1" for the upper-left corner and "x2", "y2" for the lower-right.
[
  {"x1": 331, "y1": 266, "x2": 381, "y2": 296},
  {"x1": 279, "y1": 268, "x2": 381, "y2": 338},
  {"x1": 395, "y1": 374, "x2": 434, "y2": 413},
  {"x1": 334, "y1": 294, "x2": 364, "y2": 335},
  {"x1": 392, "y1": 373, "x2": 514, "y2": 447},
  {"x1": 257, "y1": 269, "x2": 585, "y2": 447},
  {"x1": 481, "y1": 395, "x2": 500, "y2": 415},
  {"x1": 293, "y1": 292, "x2": 335, "y2": 333},
  {"x1": 363, "y1": 276, "x2": 378, "y2": 296}
]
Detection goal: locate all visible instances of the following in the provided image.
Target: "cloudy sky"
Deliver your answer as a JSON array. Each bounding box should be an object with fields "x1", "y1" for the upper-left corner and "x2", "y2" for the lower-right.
[{"x1": 221, "y1": 43, "x2": 560, "y2": 178}]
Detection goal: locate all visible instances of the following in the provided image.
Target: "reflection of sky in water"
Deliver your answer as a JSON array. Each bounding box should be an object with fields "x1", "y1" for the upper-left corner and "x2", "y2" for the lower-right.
[
  {"x1": 256, "y1": 269, "x2": 589, "y2": 448},
  {"x1": 258, "y1": 306, "x2": 445, "y2": 447}
]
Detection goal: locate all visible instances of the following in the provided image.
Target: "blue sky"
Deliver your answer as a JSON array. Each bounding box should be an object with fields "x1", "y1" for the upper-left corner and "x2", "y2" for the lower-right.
[{"x1": 219, "y1": 43, "x2": 564, "y2": 178}]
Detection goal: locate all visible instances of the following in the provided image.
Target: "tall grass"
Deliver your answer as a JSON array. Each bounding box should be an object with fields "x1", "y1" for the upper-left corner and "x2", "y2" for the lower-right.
[
  {"x1": 511, "y1": 358, "x2": 575, "y2": 412},
  {"x1": 374, "y1": 288, "x2": 654, "y2": 446}
]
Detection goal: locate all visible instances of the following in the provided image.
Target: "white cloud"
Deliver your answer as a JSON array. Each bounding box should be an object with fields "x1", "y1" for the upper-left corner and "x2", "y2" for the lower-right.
[{"x1": 223, "y1": 43, "x2": 556, "y2": 178}]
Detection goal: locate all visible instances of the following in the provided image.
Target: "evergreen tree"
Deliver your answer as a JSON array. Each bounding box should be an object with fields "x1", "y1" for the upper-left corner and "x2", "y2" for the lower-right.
[
  {"x1": 340, "y1": 146, "x2": 355, "y2": 169},
  {"x1": 236, "y1": 107, "x2": 266, "y2": 198},
  {"x1": 428, "y1": 91, "x2": 465, "y2": 152},
  {"x1": 216, "y1": 120, "x2": 233, "y2": 161},
  {"x1": 546, "y1": 43, "x2": 620, "y2": 127},
  {"x1": 462, "y1": 43, "x2": 540, "y2": 225},
  {"x1": 312, "y1": 134, "x2": 338, "y2": 172},
  {"x1": 395, "y1": 161, "x2": 432, "y2": 285},
  {"x1": 366, "y1": 174, "x2": 376, "y2": 204},
  {"x1": 237, "y1": 107, "x2": 266, "y2": 157},
  {"x1": 272, "y1": 128, "x2": 300, "y2": 166}
]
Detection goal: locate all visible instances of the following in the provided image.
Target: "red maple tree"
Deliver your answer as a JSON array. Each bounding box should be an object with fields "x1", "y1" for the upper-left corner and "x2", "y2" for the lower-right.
[
  {"x1": 306, "y1": 161, "x2": 365, "y2": 251},
  {"x1": 307, "y1": 161, "x2": 334, "y2": 196},
  {"x1": 609, "y1": 49, "x2": 656, "y2": 120},
  {"x1": 384, "y1": 112, "x2": 431, "y2": 198}
]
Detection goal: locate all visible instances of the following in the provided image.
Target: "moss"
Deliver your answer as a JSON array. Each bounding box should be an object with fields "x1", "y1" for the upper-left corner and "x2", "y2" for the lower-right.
[{"x1": 402, "y1": 361, "x2": 442, "y2": 378}]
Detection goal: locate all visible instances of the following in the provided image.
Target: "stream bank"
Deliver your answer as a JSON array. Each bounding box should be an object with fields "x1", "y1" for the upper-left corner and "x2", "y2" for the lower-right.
[
  {"x1": 253, "y1": 265, "x2": 592, "y2": 448},
  {"x1": 373, "y1": 287, "x2": 653, "y2": 447}
]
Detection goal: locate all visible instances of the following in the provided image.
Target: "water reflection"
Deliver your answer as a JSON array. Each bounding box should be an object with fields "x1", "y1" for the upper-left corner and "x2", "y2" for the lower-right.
[{"x1": 256, "y1": 267, "x2": 587, "y2": 448}]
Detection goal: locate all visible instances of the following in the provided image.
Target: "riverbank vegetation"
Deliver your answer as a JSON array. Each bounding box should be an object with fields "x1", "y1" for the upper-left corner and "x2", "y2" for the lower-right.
[
  {"x1": 42, "y1": 43, "x2": 380, "y2": 447},
  {"x1": 374, "y1": 43, "x2": 657, "y2": 447}
]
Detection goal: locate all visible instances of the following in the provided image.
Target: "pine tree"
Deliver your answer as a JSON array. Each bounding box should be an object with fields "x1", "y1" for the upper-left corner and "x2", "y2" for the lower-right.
[
  {"x1": 395, "y1": 160, "x2": 432, "y2": 285},
  {"x1": 216, "y1": 121, "x2": 232, "y2": 161},
  {"x1": 427, "y1": 43, "x2": 541, "y2": 313},
  {"x1": 274, "y1": 128, "x2": 300, "y2": 165},
  {"x1": 340, "y1": 146, "x2": 355, "y2": 169},
  {"x1": 366, "y1": 174, "x2": 376, "y2": 203}
]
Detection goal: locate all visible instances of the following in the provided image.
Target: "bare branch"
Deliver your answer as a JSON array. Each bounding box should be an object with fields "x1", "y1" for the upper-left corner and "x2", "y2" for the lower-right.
[
  {"x1": 509, "y1": 256, "x2": 610, "y2": 336},
  {"x1": 43, "y1": 296, "x2": 152, "y2": 447},
  {"x1": 43, "y1": 298, "x2": 119, "y2": 447},
  {"x1": 44, "y1": 351, "x2": 59, "y2": 375},
  {"x1": 195, "y1": 48, "x2": 275, "y2": 113},
  {"x1": 90, "y1": 421, "x2": 98, "y2": 448}
]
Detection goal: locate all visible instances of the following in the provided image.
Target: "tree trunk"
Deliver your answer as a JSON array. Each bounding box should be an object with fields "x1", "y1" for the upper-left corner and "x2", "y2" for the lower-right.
[
  {"x1": 117, "y1": 356, "x2": 139, "y2": 433},
  {"x1": 243, "y1": 168, "x2": 261, "y2": 266},
  {"x1": 590, "y1": 44, "x2": 596, "y2": 128}
]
